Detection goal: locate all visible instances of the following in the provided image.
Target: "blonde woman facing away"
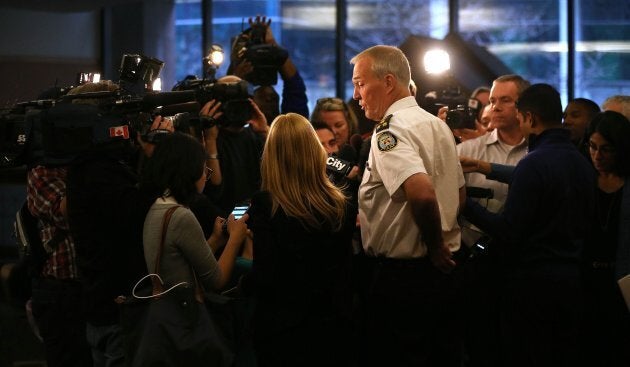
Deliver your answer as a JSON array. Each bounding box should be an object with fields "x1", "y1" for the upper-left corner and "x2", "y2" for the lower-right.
[{"x1": 246, "y1": 113, "x2": 356, "y2": 366}]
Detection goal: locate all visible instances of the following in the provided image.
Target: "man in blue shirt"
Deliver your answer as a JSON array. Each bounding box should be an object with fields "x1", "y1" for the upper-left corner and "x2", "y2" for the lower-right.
[{"x1": 463, "y1": 83, "x2": 596, "y2": 367}]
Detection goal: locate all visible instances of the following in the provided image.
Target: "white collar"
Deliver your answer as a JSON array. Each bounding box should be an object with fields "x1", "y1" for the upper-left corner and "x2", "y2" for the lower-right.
[{"x1": 156, "y1": 196, "x2": 178, "y2": 205}]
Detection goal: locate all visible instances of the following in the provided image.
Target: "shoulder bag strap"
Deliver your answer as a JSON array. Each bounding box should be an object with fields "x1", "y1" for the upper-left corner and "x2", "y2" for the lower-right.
[{"x1": 152, "y1": 205, "x2": 181, "y2": 295}]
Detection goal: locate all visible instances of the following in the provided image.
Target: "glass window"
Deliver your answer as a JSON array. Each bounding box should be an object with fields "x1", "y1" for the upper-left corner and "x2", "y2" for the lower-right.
[
  {"x1": 175, "y1": 1, "x2": 203, "y2": 83},
  {"x1": 459, "y1": 0, "x2": 563, "y2": 98},
  {"x1": 576, "y1": 0, "x2": 630, "y2": 105},
  {"x1": 346, "y1": 0, "x2": 449, "y2": 99},
  {"x1": 174, "y1": 0, "x2": 630, "y2": 111},
  {"x1": 175, "y1": 0, "x2": 338, "y2": 114}
]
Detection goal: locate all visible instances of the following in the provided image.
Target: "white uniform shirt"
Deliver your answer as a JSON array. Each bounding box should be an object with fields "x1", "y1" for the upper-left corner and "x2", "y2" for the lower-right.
[
  {"x1": 359, "y1": 97, "x2": 465, "y2": 259},
  {"x1": 456, "y1": 129, "x2": 527, "y2": 212},
  {"x1": 456, "y1": 129, "x2": 527, "y2": 245}
]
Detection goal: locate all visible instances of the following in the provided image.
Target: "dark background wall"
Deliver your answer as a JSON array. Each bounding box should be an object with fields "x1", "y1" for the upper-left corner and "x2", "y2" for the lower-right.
[
  {"x1": 0, "y1": 1, "x2": 176, "y2": 249},
  {"x1": 0, "y1": 0, "x2": 176, "y2": 108},
  {"x1": 0, "y1": 8, "x2": 101, "y2": 105}
]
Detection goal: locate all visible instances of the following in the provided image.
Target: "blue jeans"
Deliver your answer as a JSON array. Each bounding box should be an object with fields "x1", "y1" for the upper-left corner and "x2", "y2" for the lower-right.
[{"x1": 86, "y1": 323, "x2": 125, "y2": 367}]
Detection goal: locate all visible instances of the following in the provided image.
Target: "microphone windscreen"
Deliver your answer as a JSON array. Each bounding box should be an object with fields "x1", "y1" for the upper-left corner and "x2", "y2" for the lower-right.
[
  {"x1": 337, "y1": 143, "x2": 358, "y2": 163},
  {"x1": 350, "y1": 133, "x2": 364, "y2": 153}
]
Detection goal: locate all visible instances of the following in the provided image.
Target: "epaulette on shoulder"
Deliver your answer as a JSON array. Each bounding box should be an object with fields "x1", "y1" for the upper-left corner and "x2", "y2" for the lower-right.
[{"x1": 374, "y1": 114, "x2": 393, "y2": 133}]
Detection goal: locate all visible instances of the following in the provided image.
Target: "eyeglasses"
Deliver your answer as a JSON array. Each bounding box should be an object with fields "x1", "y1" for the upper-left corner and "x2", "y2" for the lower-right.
[
  {"x1": 204, "y1": 165, "x2": 214, "y2": 181},
  {"x1": 316, "y1": 97, "x2": 347, "y2": 111},
  {"x1": 588, "y1": 141, "x2": 616, "y2": 156}
]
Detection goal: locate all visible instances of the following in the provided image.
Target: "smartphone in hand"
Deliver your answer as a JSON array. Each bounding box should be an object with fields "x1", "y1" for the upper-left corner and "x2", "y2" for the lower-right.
[
  {"x1": 222, "y1": 203, "x2": 249, "y2": 234},
  {"x1": 231, "y1": 205, "x2": 248, "y2": 220}
]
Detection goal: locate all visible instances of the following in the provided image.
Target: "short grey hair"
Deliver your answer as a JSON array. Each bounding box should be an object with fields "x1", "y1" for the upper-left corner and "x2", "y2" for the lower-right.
[
  {"x1": 602, "y1": 95, "x2": 630, "y2": 120},
  {"x1": 493, "y1": 74, "x2": 530, "y2": 97},
  {"x1": 350, "y1": 45, "x2": 411, "y2": 86}
]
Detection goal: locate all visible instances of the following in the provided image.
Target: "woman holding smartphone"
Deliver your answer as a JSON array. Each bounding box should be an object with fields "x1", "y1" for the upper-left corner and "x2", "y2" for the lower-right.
[
  {"x1": 142, "y1": 132, "x2": 249, "y2": 293},
  {"x1": 247, "y1": 113, "x2": 356, "y2": 366}
]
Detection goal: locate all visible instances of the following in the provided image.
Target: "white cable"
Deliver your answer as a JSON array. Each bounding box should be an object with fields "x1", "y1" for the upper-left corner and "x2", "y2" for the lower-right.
[{"x1": 132, "y1": 273, "x2": 189, "y2": 299}]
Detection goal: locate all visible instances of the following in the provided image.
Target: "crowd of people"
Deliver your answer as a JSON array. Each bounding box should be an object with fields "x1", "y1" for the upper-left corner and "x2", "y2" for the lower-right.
[{"x1": 12, "y1": 14, "x2": 630, "y2": 367}]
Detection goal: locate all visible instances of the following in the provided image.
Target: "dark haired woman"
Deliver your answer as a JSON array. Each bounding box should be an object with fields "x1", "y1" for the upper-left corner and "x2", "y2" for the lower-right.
[
  {"x1": 580, "y1": 111, "x2": 630, "y2": 367},
  {"x1": 142, "y1": 132, "x2": 248, "y2": 292}
]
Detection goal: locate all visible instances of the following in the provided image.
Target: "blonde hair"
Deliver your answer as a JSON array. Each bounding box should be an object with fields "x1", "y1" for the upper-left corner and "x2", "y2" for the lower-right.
[{"x1": 261, "y1": 113, "x2": 347, "y2": 231}]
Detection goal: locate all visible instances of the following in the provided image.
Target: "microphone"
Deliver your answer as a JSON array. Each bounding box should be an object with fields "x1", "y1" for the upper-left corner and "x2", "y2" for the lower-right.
[
  {"x1": 326, "y1": 155, "x2": 354, "y2": 179},
  {"x1": 349, "y1": 133, "x2": 364, "y2": 156},
  {"x1": 350, "y1": 133, "x2": 371, "y2": 173},
  {"x1": 337, "y1": 143, "x2": 358, "y2": 163}
]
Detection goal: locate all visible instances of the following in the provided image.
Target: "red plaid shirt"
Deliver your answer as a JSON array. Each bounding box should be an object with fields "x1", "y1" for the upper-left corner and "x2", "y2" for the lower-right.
[{"x1": 27, "y1": 165, "x2": 79, "y2": 279}]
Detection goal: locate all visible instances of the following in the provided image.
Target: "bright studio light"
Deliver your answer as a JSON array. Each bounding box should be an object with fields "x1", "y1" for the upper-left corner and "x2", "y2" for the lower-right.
[
  {"x1": 152, "y1": 77, "x2": 162, "y2": 91},
  {"x1": 424, "y1": 49, "x2": 451, "y2": 74},
  {"x1": 206, "y1": 45, "x2": 225, "y2": 68}
]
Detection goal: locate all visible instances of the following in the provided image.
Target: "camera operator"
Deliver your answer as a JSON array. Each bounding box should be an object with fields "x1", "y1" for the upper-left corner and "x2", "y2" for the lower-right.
[
  {"x1": 436, "y1": 86, "x2": 490, "y2": 143},
  {"x1": 64, "y1": 81, "x2": 175, "y2": 367},
  {"x1": 26, "y1": 83, "x2": 99, "y2": 366},
  {"x1": 26, "y1": 164, "x2": 93, "y2": 367},
  {"x1": 200, "y1": 75, "x2": 268, "y2": 215},
  {"x1": 229, "y1": 15, "x2": 309, "y2": 121}
]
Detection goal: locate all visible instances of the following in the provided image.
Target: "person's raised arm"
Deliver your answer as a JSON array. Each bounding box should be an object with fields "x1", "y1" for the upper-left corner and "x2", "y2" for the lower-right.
[
  {"x1": 248, "y1": 98, "x2": 269, "y2": 138},
  {"x1": 200, "y1": 100, "x2": 224, "y2": 186},
  {"x1": 249, "y1": 15, "x2": 308, "y2": 117}
]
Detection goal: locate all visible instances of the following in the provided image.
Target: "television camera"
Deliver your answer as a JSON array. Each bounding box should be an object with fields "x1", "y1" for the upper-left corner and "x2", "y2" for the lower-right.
[
  {"x1": 0, "y1": 49, "x2": 268, "y2": 169},
  {"x1": 172, "y1": 77, "x2": 253, "y2": 129},
  {"x1": 231, "y1": 22, "x2": 288, "y2": 86},
  {"x1": 434, "y1": 84, "x2": 482, "y2": 131}
]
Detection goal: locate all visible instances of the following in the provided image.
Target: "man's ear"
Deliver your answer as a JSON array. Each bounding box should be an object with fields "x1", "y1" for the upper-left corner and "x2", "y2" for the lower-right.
[{"x1": 384, "y1": 73, "x2": 396, "y2": 92}]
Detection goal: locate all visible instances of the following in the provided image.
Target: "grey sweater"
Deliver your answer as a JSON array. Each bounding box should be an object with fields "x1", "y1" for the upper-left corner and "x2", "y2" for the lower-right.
[{"x1": 143, "y1": 202, "x2": 220, "y2": 291}]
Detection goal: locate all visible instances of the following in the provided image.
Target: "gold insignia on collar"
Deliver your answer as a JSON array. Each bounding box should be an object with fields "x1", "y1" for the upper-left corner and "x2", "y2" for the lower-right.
[{"x1": 374, "y1": 114, "x2": 393, "y2": 133}]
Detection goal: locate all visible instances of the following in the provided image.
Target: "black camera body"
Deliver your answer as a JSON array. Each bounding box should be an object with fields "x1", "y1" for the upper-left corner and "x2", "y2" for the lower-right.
[
  {"x1": 0, "y1": 102, "x2": 43, "y2": 168},
  {"x1": 0, "y1": 54, "x2": 173, "y2": 168},
  {"x1": 232, "y1": 25, "x2": 288, "y2": 86},
  {"x1": 173, "y1": 78, "x2": 253, "y2": 129},
  {"x1": 0, "y1": 96, "x2": 139, "y2": 168},
  {"x1": 446, "y1": 97, "x2": 481, "y2": 130}
]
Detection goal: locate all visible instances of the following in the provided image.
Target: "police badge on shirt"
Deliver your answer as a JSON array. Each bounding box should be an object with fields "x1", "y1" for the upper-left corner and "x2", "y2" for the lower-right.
[{"x1": 375, "y1": 114, "x2": 397, "y2": 151}]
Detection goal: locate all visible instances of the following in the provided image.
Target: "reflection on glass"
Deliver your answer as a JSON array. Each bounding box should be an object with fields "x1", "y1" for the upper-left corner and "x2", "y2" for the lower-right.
[{"x1": 173, "y1": 0, "x2": 629, "y2": 111}]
